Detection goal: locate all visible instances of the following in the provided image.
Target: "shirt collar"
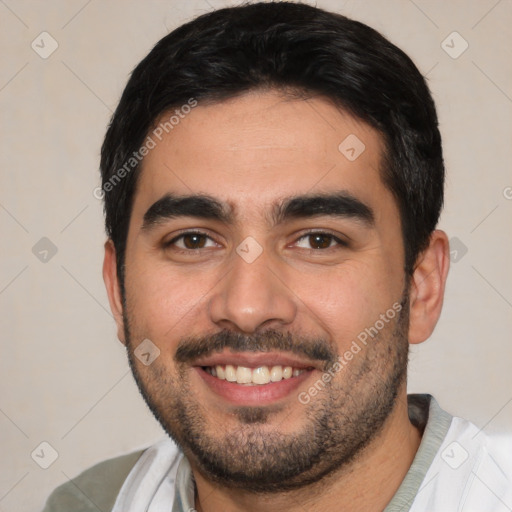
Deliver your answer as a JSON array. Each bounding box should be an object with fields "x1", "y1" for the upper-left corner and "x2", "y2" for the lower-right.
[{"x1": 172, "y1": 455, "x2": 195, "y2": 512}]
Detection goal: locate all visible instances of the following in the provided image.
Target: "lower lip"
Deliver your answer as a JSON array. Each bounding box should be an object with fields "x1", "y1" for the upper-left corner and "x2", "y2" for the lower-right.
[{"x1": 194, "y1": 367, "x2": 314, "y2": 406}]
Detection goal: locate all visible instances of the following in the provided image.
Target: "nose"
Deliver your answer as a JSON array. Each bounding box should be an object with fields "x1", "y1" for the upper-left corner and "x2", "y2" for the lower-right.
[{"x1": 208, "y1": 248, "x2": 297, "y2": 334}]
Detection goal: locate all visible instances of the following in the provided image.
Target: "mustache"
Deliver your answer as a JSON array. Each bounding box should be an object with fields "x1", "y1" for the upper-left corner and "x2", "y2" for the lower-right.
[{"x1": 174, "y1": 329, "x2": 337, "y2": 368}]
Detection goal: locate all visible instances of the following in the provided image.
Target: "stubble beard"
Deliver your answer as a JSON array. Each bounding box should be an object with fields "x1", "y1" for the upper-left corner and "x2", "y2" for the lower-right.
[{"x1": 124, "y1": 293, "x2": 410, "y2": 493}]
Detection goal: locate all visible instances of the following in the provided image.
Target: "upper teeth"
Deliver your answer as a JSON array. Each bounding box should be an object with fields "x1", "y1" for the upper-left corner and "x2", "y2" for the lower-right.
[{"x1": 205, "y1": 364, "x2": 305, "y2": 385}]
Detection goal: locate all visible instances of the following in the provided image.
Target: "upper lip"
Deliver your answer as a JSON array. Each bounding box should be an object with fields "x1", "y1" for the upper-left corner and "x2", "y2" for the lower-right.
[{"x1": 192, "y1": 350, "x2": 323, "y2": 371}]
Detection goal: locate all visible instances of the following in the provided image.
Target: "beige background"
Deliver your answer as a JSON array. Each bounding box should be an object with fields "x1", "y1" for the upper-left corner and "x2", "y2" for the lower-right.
[{"x1": 0, "y1": 1, "x2": 511, "y2": 510}]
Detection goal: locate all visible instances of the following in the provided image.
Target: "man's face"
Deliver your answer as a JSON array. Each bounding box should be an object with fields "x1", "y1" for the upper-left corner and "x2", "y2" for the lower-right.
[{"x1": 118, "y1": 91, "x2": 409, "y2": 490}]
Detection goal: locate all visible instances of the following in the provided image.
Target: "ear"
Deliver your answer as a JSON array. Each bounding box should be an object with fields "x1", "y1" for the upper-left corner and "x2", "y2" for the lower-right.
[
  {"x1": 408, "y1": 230, "x2": 450, "y2": 345},
  {"x1": 103, "y1": 239, "x2": 126, "y2": 345}
]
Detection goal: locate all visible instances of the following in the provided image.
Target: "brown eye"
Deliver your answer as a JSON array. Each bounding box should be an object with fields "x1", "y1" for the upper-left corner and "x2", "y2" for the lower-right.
[
  {"x1": 308, "y1": 234, "x2": 334, "y2": 249},
  {"x1": 294, "y1": 232, "x2": 347, "y2": 250},
  {"x1": 166, "y1": 232, "x2": 218, "y2": 250},
  {"x1": 181, "y1": 233, "x2": 207, "y2": 249}
]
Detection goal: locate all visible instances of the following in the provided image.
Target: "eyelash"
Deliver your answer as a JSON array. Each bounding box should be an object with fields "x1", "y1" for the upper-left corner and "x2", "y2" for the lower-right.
[{"x1": 164, "y1": 230, "x2": 348, "y2": 253}]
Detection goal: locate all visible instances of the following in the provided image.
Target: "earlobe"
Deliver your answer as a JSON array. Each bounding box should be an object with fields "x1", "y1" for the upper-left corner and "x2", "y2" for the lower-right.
[
  {"x1": 408, "y1": 230, "x2": 450, "y2": 345},
  {"x1": 102, "y1": 239, "x2": 126, "y2": 345}
]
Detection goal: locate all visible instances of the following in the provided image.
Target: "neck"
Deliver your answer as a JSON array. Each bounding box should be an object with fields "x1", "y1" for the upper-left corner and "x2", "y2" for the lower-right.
[{"x1": 191, "y1": 390, "x2": 421, "y2": 512}]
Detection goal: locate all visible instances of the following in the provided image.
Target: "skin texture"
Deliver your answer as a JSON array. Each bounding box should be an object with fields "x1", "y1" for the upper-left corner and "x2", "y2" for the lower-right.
[{"x1": 103, "y1": 90, "x2": 450, "y2": 512}]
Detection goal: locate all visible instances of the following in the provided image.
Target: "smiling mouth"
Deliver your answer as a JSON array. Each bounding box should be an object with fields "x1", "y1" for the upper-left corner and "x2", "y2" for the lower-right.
[{"x1": 201, "y1": 364, "x2": 314, "y2": 386}]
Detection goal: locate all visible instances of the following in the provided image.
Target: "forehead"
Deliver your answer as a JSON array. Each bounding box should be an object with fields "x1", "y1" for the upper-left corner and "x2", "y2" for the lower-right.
[{"x1": 132, "y1": 90, "x2": 391, "y2": 222}]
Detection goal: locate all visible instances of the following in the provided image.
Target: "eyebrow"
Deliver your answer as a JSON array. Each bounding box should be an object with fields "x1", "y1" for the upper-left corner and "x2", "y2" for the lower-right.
[{"x1": 141, "y1": 191, "x2": 374, "y2": 232}]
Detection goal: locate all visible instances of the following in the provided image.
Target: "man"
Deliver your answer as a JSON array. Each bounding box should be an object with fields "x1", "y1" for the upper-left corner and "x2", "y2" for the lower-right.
[{"x1": 42, "y1": 2, "x2": 511, "y2": 511}]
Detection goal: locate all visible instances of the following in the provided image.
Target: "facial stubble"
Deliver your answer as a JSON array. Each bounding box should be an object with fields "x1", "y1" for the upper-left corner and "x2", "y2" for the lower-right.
[{"x1": 123, "y1": 293, "x2": 410, "y2": 493}]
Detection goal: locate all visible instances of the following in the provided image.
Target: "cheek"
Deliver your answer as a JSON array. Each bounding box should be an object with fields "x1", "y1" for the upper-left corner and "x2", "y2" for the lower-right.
[
  {"x1": 291, "y1": 263, "x2": 400, "y2": 348},
  {"x1": 124, "y1": 257, "x2": 215, "y2": 344}
]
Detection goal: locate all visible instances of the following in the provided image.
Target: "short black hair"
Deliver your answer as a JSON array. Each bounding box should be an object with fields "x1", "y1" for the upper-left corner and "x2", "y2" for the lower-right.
[{"x1": 100, "y1": 1, "x2": 444, "y2": 285}]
